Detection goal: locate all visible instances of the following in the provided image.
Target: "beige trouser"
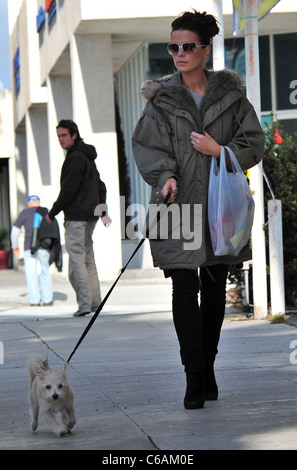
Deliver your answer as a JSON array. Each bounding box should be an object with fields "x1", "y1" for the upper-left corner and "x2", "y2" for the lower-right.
[{"x1": 65, "y1": 220, "x2": 101, "y2": 312}]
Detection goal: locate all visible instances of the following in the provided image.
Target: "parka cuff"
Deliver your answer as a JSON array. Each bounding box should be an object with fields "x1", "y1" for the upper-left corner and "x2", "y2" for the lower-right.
[{"x1": 158, "y1": 171, "x2": 177, "y2": 191}]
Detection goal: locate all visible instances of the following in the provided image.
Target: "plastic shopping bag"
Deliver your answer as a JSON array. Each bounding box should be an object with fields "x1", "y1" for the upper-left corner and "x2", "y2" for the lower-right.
[{"x1": 208, "y1": 146, "x2": 255, "y2": 256}]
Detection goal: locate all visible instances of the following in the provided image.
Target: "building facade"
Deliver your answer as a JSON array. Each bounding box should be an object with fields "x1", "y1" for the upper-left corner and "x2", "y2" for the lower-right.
[{"x1": 6, "y1": 0, "x2": 297, "y2": 279}]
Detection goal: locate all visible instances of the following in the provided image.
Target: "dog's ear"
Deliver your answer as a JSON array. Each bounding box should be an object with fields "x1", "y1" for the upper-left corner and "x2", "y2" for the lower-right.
[
  {"x1": 38, "y1": 357, "x2": 49, "y2": 375},
  {"x1": 35, "y1": 364, "x2": 45, "y2": 378},
  {"x1": 41, "y1": 357, "x2": 49, "y2": 369},
  {"x1": 28, "y1": 355, "x2": 49, "y2": 379},
  {"x1": 36, "y1": 357, "x2": 49, "y2": 377}
]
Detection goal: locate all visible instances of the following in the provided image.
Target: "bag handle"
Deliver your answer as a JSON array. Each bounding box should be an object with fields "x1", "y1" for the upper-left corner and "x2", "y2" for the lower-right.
[
  {"x1": 222, "y1": 146, "x2": 244, "y2": 176},
  {"x1": 210, "y1": 146, "x2": 239, "y2": 178}
]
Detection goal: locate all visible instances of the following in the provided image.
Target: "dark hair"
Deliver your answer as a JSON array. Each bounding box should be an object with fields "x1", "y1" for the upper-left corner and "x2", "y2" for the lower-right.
[
  {"x1": 171, "y1": 10, "x2": 220, "y2": 46},
  {"x1": 56, "y1": 119, "x2": 83, "y2": 143}
]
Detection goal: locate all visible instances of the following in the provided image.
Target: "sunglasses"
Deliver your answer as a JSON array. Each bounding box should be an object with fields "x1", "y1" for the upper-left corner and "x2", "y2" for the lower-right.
[{"x1": 167, "y1": 42, "x2": 206, "y2": 55}]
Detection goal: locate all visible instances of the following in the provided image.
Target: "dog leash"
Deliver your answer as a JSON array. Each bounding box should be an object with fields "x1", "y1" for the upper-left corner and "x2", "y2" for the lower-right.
[{"x1": 65, "y1": 192, "x2": 172, "y2": 365}]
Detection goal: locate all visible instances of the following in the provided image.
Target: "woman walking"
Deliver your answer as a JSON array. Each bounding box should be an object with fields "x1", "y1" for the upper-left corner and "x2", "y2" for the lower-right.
[{"x1": 132, "y1": 10, "x2": 264, "y2": 409}]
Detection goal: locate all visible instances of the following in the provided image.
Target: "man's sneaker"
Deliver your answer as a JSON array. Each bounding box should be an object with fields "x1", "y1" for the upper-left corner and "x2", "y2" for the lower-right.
[{"x1": 73, "y1": 310, "x2": 91, "y2": 317}]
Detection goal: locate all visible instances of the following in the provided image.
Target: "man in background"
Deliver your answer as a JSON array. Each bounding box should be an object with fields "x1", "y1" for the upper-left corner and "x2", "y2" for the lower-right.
[
  {"x1": 11, "y1": 195, "x2": 54, "y2": 306},
  {"x1": 46, "y1": 119, "x2": 111, "y2": 317}
]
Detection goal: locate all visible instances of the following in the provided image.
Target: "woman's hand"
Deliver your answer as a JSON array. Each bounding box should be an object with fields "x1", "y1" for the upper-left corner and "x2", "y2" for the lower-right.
[
  {"x1": 191, "y1": 131, "x2": 221, "y2": 158},
  {"x1": 161, "y1": 177, "x2": 178, "y2": 203}
]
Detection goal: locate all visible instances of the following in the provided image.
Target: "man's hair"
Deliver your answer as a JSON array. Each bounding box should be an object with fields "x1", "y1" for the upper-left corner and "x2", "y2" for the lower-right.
[
  {"x1": 171, "y1": 10, "x2": 220, "y2": 46},
  {"x1": 56, "y1": 119, "x2": 83, "y2": 143}
]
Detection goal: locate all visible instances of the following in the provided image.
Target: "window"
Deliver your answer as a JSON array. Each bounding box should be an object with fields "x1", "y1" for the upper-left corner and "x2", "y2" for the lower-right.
[
  {"x1": 274, "y1": 33, "x2": 297, "y2": 110},
  {"x1": 225, "y1": 36, "x2": 271, "y2": 111},
  {"x1": 149, "y1": 44, "x2": 174, "y2": 77},
  {"x1": 278, "y1": 118, "x2": 297, "y2": 135}
]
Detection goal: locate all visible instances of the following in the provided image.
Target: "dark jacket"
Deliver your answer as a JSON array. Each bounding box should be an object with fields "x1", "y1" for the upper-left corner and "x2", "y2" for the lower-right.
[
  {"x1": 31, "y1": 207, "x2": 63, "y2": 271},
  {"x1": 132, "y1": 69, "x2": 265, "y2": 270},
  {"x1": 48, "y1": 142, "x2": 107, "y2": 221}
]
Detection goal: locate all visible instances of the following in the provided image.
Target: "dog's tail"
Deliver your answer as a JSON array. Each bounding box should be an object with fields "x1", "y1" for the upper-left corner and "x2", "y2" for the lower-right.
[{"x1": 28, "y1": 356, "x2": 49, "y2": 380}]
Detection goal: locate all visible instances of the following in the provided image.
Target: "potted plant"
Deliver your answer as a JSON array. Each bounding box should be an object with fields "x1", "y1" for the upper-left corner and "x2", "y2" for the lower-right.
[{"x1": 0, "y1": 226, "x2": 10, "y2": 269}]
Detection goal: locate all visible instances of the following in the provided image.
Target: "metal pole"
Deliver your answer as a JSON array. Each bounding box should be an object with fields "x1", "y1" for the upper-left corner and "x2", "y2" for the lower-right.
[
  {"x1": 212, "y1": 0, "x2": 225, "y2": 70},
  {"x1": 242, "y1": 260, "x2": 251, "y2": 309},
  {"x1": 244, "y1": 0, "x2": 268, "y2": 319},
  {"x1": 268, "y1": 200, "x2": 285, "y2": 315}
]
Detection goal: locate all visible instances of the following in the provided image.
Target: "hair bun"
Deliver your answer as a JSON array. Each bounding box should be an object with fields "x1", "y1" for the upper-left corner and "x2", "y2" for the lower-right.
[
  {"x1": 198, "y1": 11, "x2": 220, "y2": 38},
  {"x1": 171, "y1": 9, "x2": 220, "y2": 45}
]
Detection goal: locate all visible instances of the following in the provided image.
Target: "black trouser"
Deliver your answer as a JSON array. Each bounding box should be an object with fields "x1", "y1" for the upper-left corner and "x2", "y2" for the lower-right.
[{"x1": 169, "y1": 265, "x2": 229, "y2": 375}]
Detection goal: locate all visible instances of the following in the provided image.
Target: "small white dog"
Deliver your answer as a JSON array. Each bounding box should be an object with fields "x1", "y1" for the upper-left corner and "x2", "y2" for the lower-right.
[{"x1": 28, "y1": 356, "x2": 76, "y2": 437}]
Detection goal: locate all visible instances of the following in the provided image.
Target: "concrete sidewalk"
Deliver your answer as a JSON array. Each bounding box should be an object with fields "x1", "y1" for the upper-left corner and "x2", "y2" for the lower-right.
[{"x1": 1, "y1": 269, "x2": 297, "y2": 451}]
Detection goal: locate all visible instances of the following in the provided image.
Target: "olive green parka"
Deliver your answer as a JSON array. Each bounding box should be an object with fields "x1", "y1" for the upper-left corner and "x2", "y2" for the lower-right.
[{"x1": 132, "y1": 69, "x2": 265, "y2": 270}]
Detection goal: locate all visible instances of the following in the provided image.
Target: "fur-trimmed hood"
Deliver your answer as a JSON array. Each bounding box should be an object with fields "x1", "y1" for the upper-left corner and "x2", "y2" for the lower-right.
[
  {"x1": 140, "y1": 69, "x2": 243, "y2": 114},
  {"x1": 139, "y1": 69, "x2": 245, "y2": 134},
  {"x1": 140, "y1": 69, "x2": 242, "y2": 99}
]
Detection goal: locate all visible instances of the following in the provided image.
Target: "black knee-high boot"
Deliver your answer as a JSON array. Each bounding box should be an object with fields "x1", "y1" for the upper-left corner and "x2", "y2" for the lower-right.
[
  {"x1": 169, "y1": 269, "x2": 205, "y2": 409},
  {"x1": 200, "y1": 265, "x2": 229, "y2": 400}
]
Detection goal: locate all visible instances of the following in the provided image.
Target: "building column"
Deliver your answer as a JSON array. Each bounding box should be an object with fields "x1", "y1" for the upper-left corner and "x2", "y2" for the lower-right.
[
  {"x1": 25, "y1": 107, "x2": 51, "y2": 201},
  {"x1": 70, "y1": 33, "x2": 122, "y2": 280},
  {"x1": 47, "y1": 74, "x2": 73, "y2": 246}
]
